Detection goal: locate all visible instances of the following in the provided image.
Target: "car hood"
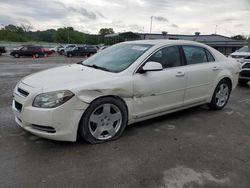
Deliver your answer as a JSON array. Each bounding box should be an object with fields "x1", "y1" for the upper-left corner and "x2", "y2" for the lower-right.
[
  {"x1": 231, "y1": 52, "x2": 250, "y2": 57},
  {"x1": 21, "y1": 64, "x2": 117, "y2": 91}
]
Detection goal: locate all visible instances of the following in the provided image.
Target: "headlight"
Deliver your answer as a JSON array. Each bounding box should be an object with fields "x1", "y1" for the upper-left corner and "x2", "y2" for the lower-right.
[{"x1": 33, "y1": 90, "x2": 74, "y2": 108}]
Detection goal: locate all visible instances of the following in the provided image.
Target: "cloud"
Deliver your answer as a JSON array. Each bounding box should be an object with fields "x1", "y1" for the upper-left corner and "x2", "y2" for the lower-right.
[
  {"x1": 56, "y1": 2, "x2": 97, "y2": 20},
  {"x1": 154, "y1": 16, "x2": 168, "y2": 22},
  {"x1": 171, "y1": 24, "x2": 179, "y2": 28},
  {"x1": 96, "y1": 11, "x2": 105, "y2": 18},
  {"x1": 0, "y1": 0, "x2": 249, "y2": 36}
]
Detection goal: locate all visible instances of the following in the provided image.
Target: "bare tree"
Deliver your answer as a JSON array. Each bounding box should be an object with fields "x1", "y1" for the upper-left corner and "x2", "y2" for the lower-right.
[{"x1": 20, "y1": 23, "x2": 33, "y2": 32}]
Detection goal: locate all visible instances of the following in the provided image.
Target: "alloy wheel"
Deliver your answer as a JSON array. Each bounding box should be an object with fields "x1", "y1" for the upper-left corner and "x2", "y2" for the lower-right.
[
  {"x1": 88, "y1": 103, "x2": 122, "y2": 140},
  {"x1": 215, "y1": 83, "x2": 229, "y2": 107}
]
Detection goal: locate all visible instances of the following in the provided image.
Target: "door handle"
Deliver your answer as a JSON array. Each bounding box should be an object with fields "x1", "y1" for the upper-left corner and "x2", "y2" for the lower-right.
[
  {"x1": 212, "y1": 66, "x2": 219, "y2": 71},
  {"x1": 176, "y1": 72, "x2": 185, "y2": 77}
]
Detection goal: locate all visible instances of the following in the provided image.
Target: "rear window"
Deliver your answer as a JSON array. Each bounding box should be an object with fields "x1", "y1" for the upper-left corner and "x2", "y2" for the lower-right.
[
  {"x1": 183, "y1": 46, "x2": 208, "y2": 65},
  {"x1": 205, "y1": 49, "x2": 215, "y2": 62}
]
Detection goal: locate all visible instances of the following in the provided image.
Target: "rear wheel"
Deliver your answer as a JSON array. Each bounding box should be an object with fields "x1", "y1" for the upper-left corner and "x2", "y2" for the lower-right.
[
  {"x1": 208, "y1": 79, "x2": 231, "y2": 110},
  {"x1": 79, "y1": 97, "x2": 127, "y2": 144},
  {"x1": 14, "y1": 53, "x2": 20, "y2": 58},
  {"x1": 0, "y1": 51, "x2": 2, "y2": 56}
]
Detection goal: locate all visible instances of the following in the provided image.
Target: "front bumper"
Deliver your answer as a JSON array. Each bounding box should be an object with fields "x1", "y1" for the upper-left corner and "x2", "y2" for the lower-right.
[
  {"x1": 239, "y1": 69, "x2": 250, "y2": 81},
  {"x1": 12, "y1": 83, "x2": 89, "y2": 141}
]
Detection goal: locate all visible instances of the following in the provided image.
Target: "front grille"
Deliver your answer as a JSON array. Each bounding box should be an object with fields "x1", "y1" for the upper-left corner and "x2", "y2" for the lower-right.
[
  {"x1": 15, "y1": 101, "x2": 23, "y2": 112},
  {"x1": 31, "y1": 124, "x2": 56, "y2": 133},
  {"x1": 17, "y1": 87, "x2": 29, "y2": 97},
  {"x1": 240, "y1": 70, "x2": 250, "y2": 78}
]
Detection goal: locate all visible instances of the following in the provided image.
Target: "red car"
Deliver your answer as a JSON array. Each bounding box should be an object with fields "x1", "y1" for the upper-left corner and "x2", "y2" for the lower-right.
[{"x1": 42, "y1": 48, "x2": 53, "y2": 56}]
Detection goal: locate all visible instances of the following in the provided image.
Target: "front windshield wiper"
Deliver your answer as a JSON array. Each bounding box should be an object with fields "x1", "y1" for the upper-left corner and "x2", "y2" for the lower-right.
[{"x1": 82, "y1": 64, "x2": 110, "y2": 72}]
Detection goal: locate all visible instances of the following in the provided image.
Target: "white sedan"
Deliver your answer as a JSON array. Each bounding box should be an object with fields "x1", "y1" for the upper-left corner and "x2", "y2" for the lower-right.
[{"x1": 12, "y1": 40, "x2": 240, "y2": 143}]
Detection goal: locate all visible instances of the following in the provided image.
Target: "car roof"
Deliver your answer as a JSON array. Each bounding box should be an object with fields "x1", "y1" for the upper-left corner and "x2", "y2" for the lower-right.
[{"x1": 124, "y1": 39, "x2": 206, "y2": 46}]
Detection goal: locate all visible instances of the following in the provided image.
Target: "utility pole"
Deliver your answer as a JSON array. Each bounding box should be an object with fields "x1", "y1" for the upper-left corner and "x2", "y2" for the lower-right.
[
  {"x1": 150, "y1": 16, "x2": 153, "y2": 33},
  {"x1": 248, "y1": 36, "x2": 250, "y2": 50},
  {"x1": 215, "y1": 25, "x2": 218, "y2": 35},
  {"x1": 67, "y1": 28, "x2": 70, "y2": 44}
]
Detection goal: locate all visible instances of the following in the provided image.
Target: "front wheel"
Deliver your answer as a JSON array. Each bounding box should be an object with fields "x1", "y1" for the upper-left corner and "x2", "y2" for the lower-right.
[
  {"x1": 79, "y1": 97, "x2": 128, "y2": 144},
  {"x1": 208, "y1": 79, "x2": 231, "y2": 110},
  {"x1": 14, "y1": 53, "x2": 20, "y2": 58}
]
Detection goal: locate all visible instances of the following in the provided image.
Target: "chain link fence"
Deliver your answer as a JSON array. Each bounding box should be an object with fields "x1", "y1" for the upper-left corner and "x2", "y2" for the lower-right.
[{"x1": 0, "y1": 41, "x2": 68, "y2": 51}]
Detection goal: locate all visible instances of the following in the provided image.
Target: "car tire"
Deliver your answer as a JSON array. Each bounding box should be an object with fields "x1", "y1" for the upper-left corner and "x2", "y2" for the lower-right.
[
  {"x1": 34, "y1": 53, "x2": 39, "y2": 58},
  {"x1": 238, "y1": 79, "x2": 249, "y2": 85},
  {"x1": 79, "y1": 97, "x2": 128, "y2": 144},
  {"x1": 14, "y1": 53, "x2": 20, "y2": 58},
  {"x1": 0, "y1": 51, "x2": 2, "y2": 56},
  {"x1": 208, "y1": 79, "x2": 231, "y2": 110}
]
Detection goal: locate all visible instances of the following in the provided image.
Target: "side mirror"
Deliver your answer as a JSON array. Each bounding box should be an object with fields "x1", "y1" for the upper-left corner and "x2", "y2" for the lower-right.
[{"x1": 141, "y1": 61, "x2": 163, "y2": 73}]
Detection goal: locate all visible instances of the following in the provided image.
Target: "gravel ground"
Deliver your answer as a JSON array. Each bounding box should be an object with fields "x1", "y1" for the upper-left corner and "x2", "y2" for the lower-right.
[{"x1": 0, "y1": 53, "x2": 250, "y2": 188}]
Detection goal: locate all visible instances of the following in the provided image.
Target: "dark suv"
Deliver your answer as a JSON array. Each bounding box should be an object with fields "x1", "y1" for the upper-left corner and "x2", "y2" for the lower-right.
[
  {"x1": 65, "y1": 46, "x2": 97, "y2": 57},
  {"x1": 0, "y1": 46, "x2": 6, "y2": 56},
  {"x1": 10, "y1": 45, "x2": 44, "y2": 58}
]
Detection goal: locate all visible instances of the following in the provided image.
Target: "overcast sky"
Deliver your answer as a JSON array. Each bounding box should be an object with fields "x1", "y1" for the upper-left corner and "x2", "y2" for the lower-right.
[{"x1": 0, "y1": 0, "x2": 249, "y2": 36}]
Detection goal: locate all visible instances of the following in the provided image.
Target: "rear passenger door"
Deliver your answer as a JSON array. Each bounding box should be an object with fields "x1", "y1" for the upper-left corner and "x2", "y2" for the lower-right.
[
  {"x1": 182, "y1": 45, "x2": 218, "y2": 105},
  {"x1": 19, "y1": 46, "x2": 28, "y2": 56}
]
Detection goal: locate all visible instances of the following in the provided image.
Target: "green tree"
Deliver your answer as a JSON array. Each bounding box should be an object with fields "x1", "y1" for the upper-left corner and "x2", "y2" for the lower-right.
[
  {"x1": 98, "y1": 28, "x2": 114, "y2": 36},
  {"x1": 4, "y1": 24, "x2": 24, "y2": 33},
  {"x1": 231, "y1": 35, "x2": 247, "y2": 41}
]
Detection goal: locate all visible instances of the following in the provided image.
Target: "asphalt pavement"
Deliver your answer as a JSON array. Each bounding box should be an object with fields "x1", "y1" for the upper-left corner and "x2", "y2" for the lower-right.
[{"x1": 0, "y1": 54, "x2": 250, "y2": 188}]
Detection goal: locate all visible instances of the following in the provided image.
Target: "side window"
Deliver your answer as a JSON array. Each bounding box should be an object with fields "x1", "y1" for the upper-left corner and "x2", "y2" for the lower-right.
[
  {"x1": 183, "y1": 46, "x2": 208, "y2": 65},
  {"x1": 22, "y1": 47, "x2": 28, "y2": 51},
  {"x1": 28, "y1": 47, "x2": 36, "y2": 51},
  {"x1": 146, "y1": 46, "x2": 181, "y2": 68},
  {"x1": 205, "y1": 49, "x2": 215, "y2": 62}
]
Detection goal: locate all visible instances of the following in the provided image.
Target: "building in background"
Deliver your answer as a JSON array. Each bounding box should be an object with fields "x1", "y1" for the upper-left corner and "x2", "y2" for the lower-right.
[{"x1": 105, "y1": 32, "x2": 247, "y2": 56}]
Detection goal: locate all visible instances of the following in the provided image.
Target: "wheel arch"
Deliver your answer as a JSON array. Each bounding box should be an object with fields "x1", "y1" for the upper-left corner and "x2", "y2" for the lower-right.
[
  {"x1": 222, "y1": 77, "x2": 232, "y2": 91},
  {"x1": 76, "y1": 95, "x2": 130, "y2": 140}
]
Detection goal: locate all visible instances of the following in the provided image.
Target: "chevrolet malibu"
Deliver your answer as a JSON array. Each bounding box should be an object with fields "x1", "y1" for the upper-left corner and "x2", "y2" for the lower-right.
[{"x1": 12, "y1": 40, "x2": 240, "y2": 143}]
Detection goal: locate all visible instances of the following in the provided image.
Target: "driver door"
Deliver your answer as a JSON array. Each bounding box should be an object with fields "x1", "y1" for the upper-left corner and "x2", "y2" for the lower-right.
[{"x1": 133, "y1": 46, "x2": 187, "y2": 118}]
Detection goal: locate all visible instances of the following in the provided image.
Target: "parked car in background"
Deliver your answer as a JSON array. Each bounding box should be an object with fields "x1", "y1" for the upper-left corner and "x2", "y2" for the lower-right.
[
  {"x1": 50, "y1": 45, "x2": 64, "y2": 53},
  {"x1": 238, "y1": 56, "x2": 250, "y2": 85},
  {"x1": 97, "y1": 46, "x2": 109, "y2": 52},
  {"x1": 42, "y1": 48, "x2": 53, "y2": 56},
  {"x1": 59, "y1": 44, "x2": 77, "y2": 55},
  {"x1": 0, "y1": 46, "x2": 7, "y2": 56},
  {"x1": 229, "y1": 46, "x2": 250, "y2": 59},
  {"x1": 12, "y1": 40, "x2": 240, "y2": 143},
  {"x1": 10, "y1": 45, "x2": 44, "y2": 58},
  {"x1": 65, "y1": 46, "x2": 97, "y2": 57}
]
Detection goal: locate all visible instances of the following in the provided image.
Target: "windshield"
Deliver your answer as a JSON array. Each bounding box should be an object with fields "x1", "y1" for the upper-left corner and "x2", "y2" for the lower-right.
[
  {"x1": 82, "y1": 43, "x2": 152, "y2": 73},
  {"x1": 16, "y1": 46, "x2": 23, "y2": 50},
  {"x1": 237, "y1": 46, "x2": 250, "y2": 52}
]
